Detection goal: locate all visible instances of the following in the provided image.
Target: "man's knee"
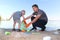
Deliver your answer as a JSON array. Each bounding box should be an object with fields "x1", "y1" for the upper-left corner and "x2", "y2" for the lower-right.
[
  {"x1": 31, "y1": 16, "x2": 35, "y2": 20},
  {"x1": 42, "y1": 26, "x2": 46, "y2": 29}
]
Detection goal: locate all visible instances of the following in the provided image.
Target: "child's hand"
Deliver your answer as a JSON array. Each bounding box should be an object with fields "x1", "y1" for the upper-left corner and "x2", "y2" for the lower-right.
[{"x1": 6, "y1": 19, "x2": 10, "y2": 21}]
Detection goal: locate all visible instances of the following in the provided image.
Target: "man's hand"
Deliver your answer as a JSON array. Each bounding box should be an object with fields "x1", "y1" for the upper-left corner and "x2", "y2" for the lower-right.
[
  {"x1": 23, "y1": 20, "x2": 32, "y2": 28},
  {"x1": 25, "y1": 22, "x2": 32, "y2": 28},
  {"x1": 31, "y1": 14, "x2": 41, "y2": 24}
]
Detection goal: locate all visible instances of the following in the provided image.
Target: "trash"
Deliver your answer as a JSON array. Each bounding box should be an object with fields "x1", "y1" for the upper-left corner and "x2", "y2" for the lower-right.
[
  {"x1": 27, "y1": 30, "x2": 30, "y2": 32},
  {"x1": 20, "y1": 21, "x2": 26, "y2": 31},
  {"x1": 22, "y1": 30, "x2": 26, "y2": 32},
  {"x1": 5, "y1": 32, "x2": 11, "y2": 35},
  {"x1": 43, "y1": 36, "x2": 51, "y2": 40},
  {"x1": 57, "y1": 29, "x2": 60, "y2": 31},
  {"x1": 53, "y1": 31, "x2": 59, "y2": 35},
  {"x1": 15, "y1": 33, "x2": 21, "y2": 38}
]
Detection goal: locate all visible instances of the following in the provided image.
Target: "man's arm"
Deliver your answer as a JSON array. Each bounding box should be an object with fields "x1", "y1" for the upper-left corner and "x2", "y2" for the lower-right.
[
  {"x1": 25, "y1": 14, "x2": 42, "y2": 28},
  {"x1": 25, "y1": 15, "x2": 33, "y2": 20},
  {"x1": 31, "y1": 14, "x2": 42, "y2": 24}
]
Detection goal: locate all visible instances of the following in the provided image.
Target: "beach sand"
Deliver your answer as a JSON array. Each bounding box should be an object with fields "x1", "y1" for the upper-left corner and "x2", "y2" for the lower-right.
[{"x1": 0, "y1": 29, "x2": 60, "y2": 40}]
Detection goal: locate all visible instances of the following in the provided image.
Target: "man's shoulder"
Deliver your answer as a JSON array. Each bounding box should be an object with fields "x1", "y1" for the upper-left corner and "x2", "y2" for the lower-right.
[
  {"x1": 39, "y1": 9, "x2": 43, "y2": 12},
  {"x1": 38, "y1": 9, "x2": 45, "y2": 14}
]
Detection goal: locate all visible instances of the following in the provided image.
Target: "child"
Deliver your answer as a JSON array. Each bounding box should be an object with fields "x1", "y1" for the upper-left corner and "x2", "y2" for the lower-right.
[{"x1": 7, "y1": 10, "x2": 25, "y2": 32}]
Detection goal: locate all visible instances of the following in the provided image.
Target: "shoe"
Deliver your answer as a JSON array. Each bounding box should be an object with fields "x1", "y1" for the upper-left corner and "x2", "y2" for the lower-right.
[
  {"x1": 40, "y1": 29, "x2": 45, "y2": 31},
  {"x1": 12, "y1": 29, "x2": 16, "y2": 31},
  {"x1": 41, "y1": 27, "x2": 46, "y2": 31},
  {"x1": 17, "y1": 29, "x2": 21, "y2": 32}
]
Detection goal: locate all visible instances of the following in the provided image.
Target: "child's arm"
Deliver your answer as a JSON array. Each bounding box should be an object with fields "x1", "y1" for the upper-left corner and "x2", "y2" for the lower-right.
[
  {"x1": 8, "y1": 15, "x2": 12, "y2": 20},
  {"x1": 7, "y1": 13, "x2": 14, "y2": 21},
  {"x1": 22, "y1": 15, "x2": 25, "y2": 20}
]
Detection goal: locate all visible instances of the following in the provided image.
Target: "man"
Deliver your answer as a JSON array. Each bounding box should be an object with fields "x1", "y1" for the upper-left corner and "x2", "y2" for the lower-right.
[{"x1": 25, "y1": 4, "x2": 48, "y2": 31}]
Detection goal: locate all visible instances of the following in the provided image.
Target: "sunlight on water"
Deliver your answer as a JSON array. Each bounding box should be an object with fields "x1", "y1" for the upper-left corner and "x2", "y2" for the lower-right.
[{"x1": 46, "y1": 20, "x2": 60, "y2": 31}]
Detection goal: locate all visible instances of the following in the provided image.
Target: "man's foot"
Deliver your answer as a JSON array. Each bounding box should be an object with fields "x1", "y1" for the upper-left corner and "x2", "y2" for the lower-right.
[
  {"x1": 17, "y1": 29, "x2": 21, "y2": 32},
  {"x1": 40, "y1": 27, "x2": 46, "y2": 31},
  {"x1": 33, "y1": 29, "x2": 37, "y2": 32},
  {"x1": 40, "y1": 29, "x2": 45, "y2": 31},
  {"x1": 30, "y1": 28, "x2": 37, "y2": 31},
  {"x1": 12, "y1": 29, "x2": 16, "y2": 31}
]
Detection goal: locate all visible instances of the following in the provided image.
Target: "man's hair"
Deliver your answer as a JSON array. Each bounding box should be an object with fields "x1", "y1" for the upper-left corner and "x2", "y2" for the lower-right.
[{"x1": 32, "y1": 4, "x2": 38, "y2": 8}]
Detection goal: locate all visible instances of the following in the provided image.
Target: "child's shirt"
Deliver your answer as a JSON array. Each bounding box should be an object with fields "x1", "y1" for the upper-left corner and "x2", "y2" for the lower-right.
[{"x1": 13, "y1": 11, "x2": 22, "y2": 20}]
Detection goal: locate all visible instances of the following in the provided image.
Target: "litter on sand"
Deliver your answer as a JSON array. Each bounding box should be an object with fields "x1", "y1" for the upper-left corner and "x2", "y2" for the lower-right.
[{"x1": 43, "y1": 36, "x2": 51, "y2": 40}]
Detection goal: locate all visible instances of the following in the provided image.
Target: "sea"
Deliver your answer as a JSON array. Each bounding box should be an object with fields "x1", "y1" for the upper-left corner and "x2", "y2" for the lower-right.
[{"x1": 0, "y1": 20, "x2": 60, "y2": 31}]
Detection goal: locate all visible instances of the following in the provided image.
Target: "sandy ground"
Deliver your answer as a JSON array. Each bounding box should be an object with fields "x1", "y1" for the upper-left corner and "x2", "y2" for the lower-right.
[{"x1": 0, "y1": 29, "x2": 60, "y2": 40}]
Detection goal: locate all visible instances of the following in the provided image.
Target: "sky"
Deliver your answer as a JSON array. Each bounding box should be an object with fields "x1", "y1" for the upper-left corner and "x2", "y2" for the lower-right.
[{"x1": 0, "y1": 0, "x2": 60, "y2": 20}]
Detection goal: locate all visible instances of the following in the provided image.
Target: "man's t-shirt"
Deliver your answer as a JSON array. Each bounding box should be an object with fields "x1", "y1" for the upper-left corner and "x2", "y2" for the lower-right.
[
  {"x1": 13, "y1": 11, "x2": 22, "y2": 20},
  {"x1": 32, "y1": 9, "x2": 48, "y2": 21}
]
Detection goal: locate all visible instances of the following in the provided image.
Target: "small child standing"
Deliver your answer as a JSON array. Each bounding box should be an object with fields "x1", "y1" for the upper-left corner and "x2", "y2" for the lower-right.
[{"x1": 7, "y1": 10, "x2": 25, "y2": 32}]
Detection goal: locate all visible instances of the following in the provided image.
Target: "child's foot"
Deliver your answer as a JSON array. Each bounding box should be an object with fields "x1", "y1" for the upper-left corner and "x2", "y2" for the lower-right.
[
  {"x1": 12, "y1": 29, "x2": 16, "y2": 31},
  {"x1": 17, "y1": 29, "x2": 21, "y2": 32}
]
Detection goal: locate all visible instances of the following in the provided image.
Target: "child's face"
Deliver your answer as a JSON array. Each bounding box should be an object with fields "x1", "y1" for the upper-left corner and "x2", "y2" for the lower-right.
[{"x1": 21, "y1": 11, "x2": 25, "y2": 16}]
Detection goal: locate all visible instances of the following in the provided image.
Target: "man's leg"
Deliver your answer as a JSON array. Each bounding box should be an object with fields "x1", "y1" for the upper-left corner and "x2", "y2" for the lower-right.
[
  {"x1": 37, "y1": 20, "x2": 47, "y2": 31},
  {"x1": 30, "y1": 16, "x2": 37, "y2": 31},
  {"x1": 30, "y1": 23, "x2": 37, "y2": 31},
  {"x1": 38, "y1": 24, "x2": 46, "y2": 31}
]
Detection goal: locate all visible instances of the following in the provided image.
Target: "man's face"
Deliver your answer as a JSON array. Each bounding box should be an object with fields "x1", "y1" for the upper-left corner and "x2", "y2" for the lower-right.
[{"x1": 32, "y1": 7, "x2": 38, "y2": 12}]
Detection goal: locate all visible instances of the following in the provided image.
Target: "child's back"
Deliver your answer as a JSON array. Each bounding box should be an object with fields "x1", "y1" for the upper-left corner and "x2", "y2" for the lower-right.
[{"x1": 13, "y1": 11, "x2": 22, "y2": 21}]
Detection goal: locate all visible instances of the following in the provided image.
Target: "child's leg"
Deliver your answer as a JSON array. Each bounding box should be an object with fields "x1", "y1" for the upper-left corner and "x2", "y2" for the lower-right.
[
  {"x1": 17, "y1": 20, "x2": 21, "y2": 31},
  {"x1": 17, "y1": 23, "x2": 21, "y2": 32},
  {"x1": 18, "y1": 23, "x2": 20, "y2": 29},
  {"x1": 18, "y1": 20, "x2": 21, "y2": 29},
  {"x1": 13, "y1": 21, "x2": 16, "y2": 29},
  {"x1": 12, "y1": 21, "x2": 16, "y2": 31}
]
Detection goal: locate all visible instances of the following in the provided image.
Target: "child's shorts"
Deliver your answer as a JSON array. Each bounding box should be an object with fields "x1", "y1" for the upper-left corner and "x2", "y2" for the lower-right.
[{"x1": 13, "y1": 19, "x2": 21, "y2": 24}]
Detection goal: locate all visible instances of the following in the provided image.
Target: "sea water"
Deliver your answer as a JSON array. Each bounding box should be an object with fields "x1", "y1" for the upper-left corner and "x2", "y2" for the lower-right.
[{"x1": 0, "y1": 20, "x2": 60, "y2": 31}]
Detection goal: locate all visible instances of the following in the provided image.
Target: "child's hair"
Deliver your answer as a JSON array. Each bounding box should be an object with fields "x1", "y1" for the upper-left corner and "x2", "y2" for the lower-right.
[
  {"x1": 21, "y1": 10, "x2": 25, "y2": 12},
  {"x1": 21, "y1": 10, "x2": 25, "y2": 15}
]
